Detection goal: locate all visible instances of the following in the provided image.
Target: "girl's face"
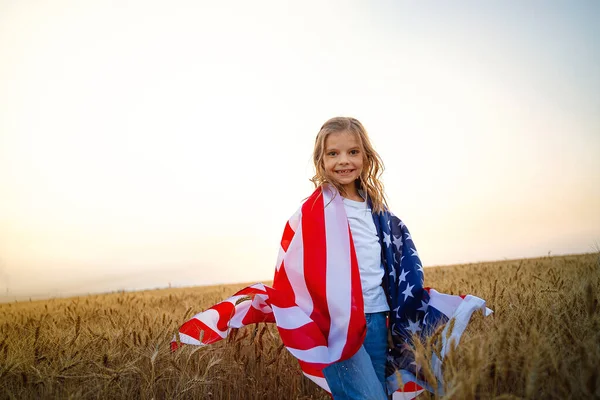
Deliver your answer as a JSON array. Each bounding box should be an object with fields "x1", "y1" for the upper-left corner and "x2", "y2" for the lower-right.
[{"x1": 322, "y1": 130, "x2": 364, "y2": 192}]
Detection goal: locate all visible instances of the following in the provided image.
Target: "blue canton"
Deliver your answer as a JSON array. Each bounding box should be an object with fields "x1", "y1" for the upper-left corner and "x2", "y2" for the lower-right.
[{"x1": 371, "y1": 210, "x2": 449, "y2": 382}]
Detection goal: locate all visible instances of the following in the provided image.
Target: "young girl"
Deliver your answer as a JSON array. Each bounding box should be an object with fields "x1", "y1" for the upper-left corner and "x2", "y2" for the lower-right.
[
  {"x1": 311, "y1": 117, "x2": 390, "y2": 399},
  {"x1": 174, "y1": 117, "x2": 491, "y2": 400}
]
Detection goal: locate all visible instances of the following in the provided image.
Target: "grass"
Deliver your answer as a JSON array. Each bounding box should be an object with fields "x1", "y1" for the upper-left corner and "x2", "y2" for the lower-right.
[{"x1": 0, "y1": 253, "x2": 598, "y2": 399}]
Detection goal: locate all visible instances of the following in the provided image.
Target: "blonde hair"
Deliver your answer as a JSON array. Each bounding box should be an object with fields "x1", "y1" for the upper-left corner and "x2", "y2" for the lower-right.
[{"x1": 310, "y1": 117, "x2": 388, "y2": 213}]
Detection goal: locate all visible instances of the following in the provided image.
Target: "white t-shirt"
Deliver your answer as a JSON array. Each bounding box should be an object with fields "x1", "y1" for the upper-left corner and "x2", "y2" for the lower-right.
[{"x1": 342, "y1": 196, "x2": 390, "y2": 313}]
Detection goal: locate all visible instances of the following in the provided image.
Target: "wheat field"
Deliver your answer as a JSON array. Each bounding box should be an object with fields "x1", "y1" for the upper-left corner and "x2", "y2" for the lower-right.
[{"x1": 0, "y1": 253, "x2": 598, "y2": 399}]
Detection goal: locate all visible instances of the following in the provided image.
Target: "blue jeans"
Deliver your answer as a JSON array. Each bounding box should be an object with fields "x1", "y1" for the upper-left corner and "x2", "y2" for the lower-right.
[{"x1": 323, "y1": 312, "x2": 388, "y2": 400}]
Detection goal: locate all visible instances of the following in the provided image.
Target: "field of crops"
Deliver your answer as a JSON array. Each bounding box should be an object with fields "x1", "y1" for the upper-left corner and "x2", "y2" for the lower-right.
[{"x1": 0, "y1": 253, "x2": 598, "y2": 399}]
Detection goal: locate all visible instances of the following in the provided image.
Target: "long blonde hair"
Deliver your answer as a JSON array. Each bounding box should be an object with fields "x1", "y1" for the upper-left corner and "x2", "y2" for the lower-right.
[{"x1": 310, "y1": 117, "x2": 388, "y2": 213}]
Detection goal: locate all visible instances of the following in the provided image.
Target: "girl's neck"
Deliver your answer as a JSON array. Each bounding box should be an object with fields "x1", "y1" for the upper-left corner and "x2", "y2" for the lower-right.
[{"x1": 341, "y1": 184, "x2": 364, "y2": 202}]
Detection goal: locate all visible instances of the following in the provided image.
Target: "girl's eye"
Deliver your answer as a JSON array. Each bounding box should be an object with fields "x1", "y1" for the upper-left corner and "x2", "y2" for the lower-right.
[
  {"x1": 327, "y1": 152, "x2": 337, "y2": 156},
  {"x1": 350, "y1": 150, "x2": 359, "y2": 155}
]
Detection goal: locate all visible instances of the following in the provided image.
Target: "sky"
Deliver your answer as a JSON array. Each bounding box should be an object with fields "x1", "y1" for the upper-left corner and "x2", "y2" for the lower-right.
[{"x1": 0, "y1": 1, "x2": 599, "y2": 301}]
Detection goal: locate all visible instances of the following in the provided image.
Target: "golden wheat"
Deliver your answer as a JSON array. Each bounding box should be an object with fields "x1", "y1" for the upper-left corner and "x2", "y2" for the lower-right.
[{"x1": 0, "y1": 253, "x2": 598, "y2": 399}]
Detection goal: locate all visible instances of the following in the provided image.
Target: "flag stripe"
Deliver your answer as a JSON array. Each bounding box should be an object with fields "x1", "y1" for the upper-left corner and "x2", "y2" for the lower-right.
[
  {"x1": 427, "y1": 289, "x2": 464, "y2": 318},
  {"x1": 341, "y1": 225, "x2": 366, "y2": 360},
  {"x1": 392, "y1": 389, "x2": 425, "y2": 400},
  {"x1": 323, "y1": 189, "x2": 353, "y2": 361},
  {"x1": 270, "y1": 305, "x2": 312, "y2": 329},
  {"x1": 178, "y1": 316, "x2": 225, "y2": 345},
  {"x1": 303, "y1": 371, "x2": 331, "y2": 393},
  {"x1": 270, "y1": 262, "x2": 296, "y2": 308},
  {"x1": 286, "y1": 345, "x2": 331, "y2": 364},
  {"x1": 277, "y1": 323, "x2": 328, "y2": 351},
  {"x1": 281, "y1": 221, "x2": 295, "y2": 252},
  {"x1": 236, "y1": 284, "x2": 268, "y2": 296},
  {"x1": 177, "y1": 331, "x2": 204, "y2": 346},
  {"x1": 301, "y1": 190, "x2": 331, "y2": 341},
  {"x1": 239, "y1": 302, "x2": 275, "y2": 326},
  {"x1": 282, "y1": 221, "x2": 313, "y2": 315}
]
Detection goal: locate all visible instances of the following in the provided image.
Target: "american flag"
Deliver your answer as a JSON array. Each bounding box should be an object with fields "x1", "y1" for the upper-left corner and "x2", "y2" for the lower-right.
[{"x1": 172, "y1": 186, "x2": 491, "y2": 398}]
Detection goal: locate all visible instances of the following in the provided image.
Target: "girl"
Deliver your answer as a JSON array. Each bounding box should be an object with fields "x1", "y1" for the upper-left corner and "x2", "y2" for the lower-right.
[
  {"x1": 174, "y1": 117, "x2": 491, "y2": 400},
  {"x1": 311, "y1": 117, "x2": 390, "y2": 399}
]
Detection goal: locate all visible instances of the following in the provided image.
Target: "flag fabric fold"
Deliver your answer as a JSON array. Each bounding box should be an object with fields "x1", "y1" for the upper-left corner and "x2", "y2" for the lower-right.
[{"x1": 172, "y1": 186, "x2": 492, "y2": 398}]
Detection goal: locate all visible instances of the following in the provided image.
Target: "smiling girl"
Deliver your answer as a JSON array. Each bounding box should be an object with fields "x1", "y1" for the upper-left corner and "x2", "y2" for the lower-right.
[{"x1": 309, "y1": 117, "x2": 390, "y2": 399}]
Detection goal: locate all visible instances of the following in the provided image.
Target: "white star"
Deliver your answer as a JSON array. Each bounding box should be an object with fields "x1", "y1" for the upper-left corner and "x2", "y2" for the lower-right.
[
  {"x1": 422, "y1": 312, "x2": 428, "y2": 325},
  {"x1": 405, "y1": 233, "x2": 412, "y2": 241},
  {"x1": 416, "y1": 264, "x2": 424, "y2": 274},
  {"x1": 417, "y1": 300, "x2": 428, "y2": 313},
  {"x1": 399, "y1": 268, "x2": 410, "y2": 283},
  {"x1": 393, "y1": 305, "x2": 402, "y2": 318},
  {"x1": 402, "y1": 282, "x2": 415, "y2": 301},
  {"x1": 392, "y1": 235, "x2": 403, "y2": 249},
  {"x1": 410, "y1": 248, "x2": 419, "y2": 257},
  {"x1": 406, "y1": 318, "x2": 421, "y2": 335},
  {"x1": 389, "y1": 267, "x2": 397, "y2": 281},
  {"x1": 398, "y1": 220, "x2": 406, "y2": 229},
  {"x1": 383, "y1": 231, "x2": 391, "y2": 247}
]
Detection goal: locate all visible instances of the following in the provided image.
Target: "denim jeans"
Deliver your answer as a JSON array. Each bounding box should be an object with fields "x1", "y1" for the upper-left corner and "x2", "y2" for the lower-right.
[{"x1": 323, "y1": 312, "x2": 388, "y2": 400}]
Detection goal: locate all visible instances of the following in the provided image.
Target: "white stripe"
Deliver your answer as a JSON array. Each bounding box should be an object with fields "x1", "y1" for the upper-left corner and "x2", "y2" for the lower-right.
[
  {"x1": 253, "y1": 296, "x2": 273, "y2": 313},
  {"x1": 431, "y1": 353, "x2": 443, "y2": 384},
  {"x1": 271, "y1": 305, "x2": 312, "y2": 330},
  {"x1": 392, "y1": 390, "x2": 425, "y2": 400},
  {"x1": 423, "y1": 291, "x2": 492, "y2": 386},
  {"x1": 323, "y1": 187, "x2": 352, "y2": 361},
  {"x1": 178, "y1": 332, "x2": 206, "y2": 346},
  {"x1": 275, "y1": 247, "x2": 285, "y2": 272},
  {"x1": 276, "y1": 208, "x2": 302, "y2": 271},
  {"x1": 248, "y1": 283, "x2": 267, "y2": 292},
  {"x1": 303, "y1": 372, "x2": 331, "y2": 392},
  {"x1": 439, "y1": 294, "x2": 488, "y2": 358},
  {"x1": 229, "y1": 300, "x2": 252, "y2": 328},
  {"x1": 288, "y1": 207, "x2": 302, "y2": 231},
  {"x1": 283, "y1": 218, "x2": 314, "y2": 315},
  {"x1": 192, "y1": 308, "x2": 230, "y2": 336},
  {"x1": 286, "y1": 345, "x2": 330, "y2": 363},
  {"x1": 427, "y1": 289, "x2": 463, "y2": 318}
]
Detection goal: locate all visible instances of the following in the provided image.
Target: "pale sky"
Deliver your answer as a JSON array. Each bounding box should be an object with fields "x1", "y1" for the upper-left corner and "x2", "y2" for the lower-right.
[{"x1": 1, "y1": 1, "x2": 599, "y2": 301}]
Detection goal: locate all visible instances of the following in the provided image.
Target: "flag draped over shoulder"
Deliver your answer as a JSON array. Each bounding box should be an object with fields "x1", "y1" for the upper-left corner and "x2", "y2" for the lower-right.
[
  {"x1": 373, "y1": 211, "x2": 493, "y2": 397},
  {"x1": 172, "y1": 186, "x2": 492, "y2": 398}
]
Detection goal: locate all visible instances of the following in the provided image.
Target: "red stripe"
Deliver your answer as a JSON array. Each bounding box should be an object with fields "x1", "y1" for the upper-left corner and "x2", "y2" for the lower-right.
[
  {"x1": 298, "y1": 360, "x2": 328, "y2": 377},
  {"x1": 280, "y1": 221, "x2": 295, "y2": 252},
  {"x1": 241, "y1": 304, "x2": 275, "y2": 325},
  {"x1": 208, "y1": 301, "x2": 236, "y2": 332},
  {"x1": 178, "y1": 318, "x2": 223, "y2": 345},
  {"x1": 277, "y1": 322, "x2": 328, "y2": 351},
  {"x1": 340, "y1": 226, "x2": 366, "y2": 360},
  {"x1": 402, "y1": 382, "x2": 423, "y2": 391},
  {"x1": 301, "y1": 189, "x2": 331, "y2": 340},
  {"x1": 270, "y1": 262, "x2": 297, "y2": 308}
]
